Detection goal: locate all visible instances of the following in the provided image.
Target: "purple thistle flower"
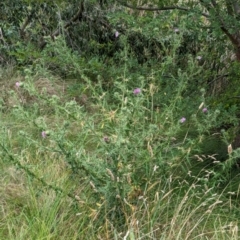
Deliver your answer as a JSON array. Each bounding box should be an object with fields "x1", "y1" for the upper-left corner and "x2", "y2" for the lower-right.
[
  {"x1": 15, "y1": 81, "x2": 23, "y2": 88},
  {"x1": 174, "y1": 28, "x2": 179, "y2": 33},
  {"x1": 133, "y1": 88, "x2": 141, "y2": 95},
  {"x1": 15, "y1": 82, "x2": 20, "y2": 88},
  {"x1": 202, "y1": 107, "x2": 208, "y2": 113},
  {"x1": 41, "y1": 131, "x2": 50, "y2": 138},
  {"x1": 180, "y1": 117, "x2": 186, "y2": 123},
  {"x1": 41, "y1": 131, "x2": 47, "y2": 138},
  {"x1": 115, "y1": 31, "x2": 119, "y2": 38}
]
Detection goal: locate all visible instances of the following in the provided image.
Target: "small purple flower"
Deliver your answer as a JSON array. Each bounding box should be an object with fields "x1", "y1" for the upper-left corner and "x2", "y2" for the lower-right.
[
  {"x1": 41, "y1": 131, "x2": 50, "y2": 138},
  {"x1": 174, "y1": 28, "x2": 179, "y2": 33},
  {"x1": 202, "y1": 107, "x2": 208, "y2": 113},
  {"x1": 180, "y1": 117, "x2": 186, "y2": 123},
  {"x1": 41, "y1": 131, "x2": 47, "y2": 138},
  {"x1": 115, "y1": 31, "x2": 119, "y2": 38},
  {"x1": 133, "y1": 88, "x2": 141, "y2": 95},
  {"x1": 15, "y1": 81, "x2": 24, "y2": 88}
]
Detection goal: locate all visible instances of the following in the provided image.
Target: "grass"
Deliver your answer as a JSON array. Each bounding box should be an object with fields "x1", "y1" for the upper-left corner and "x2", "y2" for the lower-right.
[{"x1": 0, "y1": 65, "x2": 239, "y2": 240}]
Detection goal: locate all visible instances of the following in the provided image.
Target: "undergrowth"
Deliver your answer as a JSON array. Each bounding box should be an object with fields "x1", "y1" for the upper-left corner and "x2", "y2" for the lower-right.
[{"x1": 0, "y1": 33, "x2": 240, "y2": 239}]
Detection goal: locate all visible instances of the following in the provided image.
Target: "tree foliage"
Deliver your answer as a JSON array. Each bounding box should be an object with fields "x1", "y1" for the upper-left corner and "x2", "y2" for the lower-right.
[
  {"x1": 1, "y1": 0, "x2": 239, "y2": 62},
  {"x1": 0, "y1": 0, "x2": 239, "y2": 106},
  {"x1": 117, "y1": 0, "x2": 240, "y2": 61}
]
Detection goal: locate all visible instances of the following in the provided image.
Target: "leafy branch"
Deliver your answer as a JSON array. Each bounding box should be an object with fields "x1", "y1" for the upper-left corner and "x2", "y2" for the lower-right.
[
  {"x1": 116, "y1": 0, "x2": 209, "y2": 17},
  {"x1": 117, "y1": 0, "x2": 240, "y2": 61}
]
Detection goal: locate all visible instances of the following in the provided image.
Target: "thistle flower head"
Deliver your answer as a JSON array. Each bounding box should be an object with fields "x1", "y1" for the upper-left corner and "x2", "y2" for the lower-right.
[
  {"x1": 15, "y1": 81, "x2": 23, "y2": 88},
  {"x1": 41, "y1": 130, "x2": 50, "y2": 138},
  {"x1": 180, "y1": 117, "x2": 186, "y2": 123},
  {"x1": 115, "y1": 31, "x2": 119, "y2": 38},
  {"x1": 41, "y1": 131, "x2": 47, "y2": 138},
  {"x1": 103, "y1": 136, "x2": 110, "y2": 143},
  {"x1": 174, "y1": 28, "x2": 179, "y2": 33},
  {"x1": 133, "y1": 88, "x2": 141, "y2": 95}
]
